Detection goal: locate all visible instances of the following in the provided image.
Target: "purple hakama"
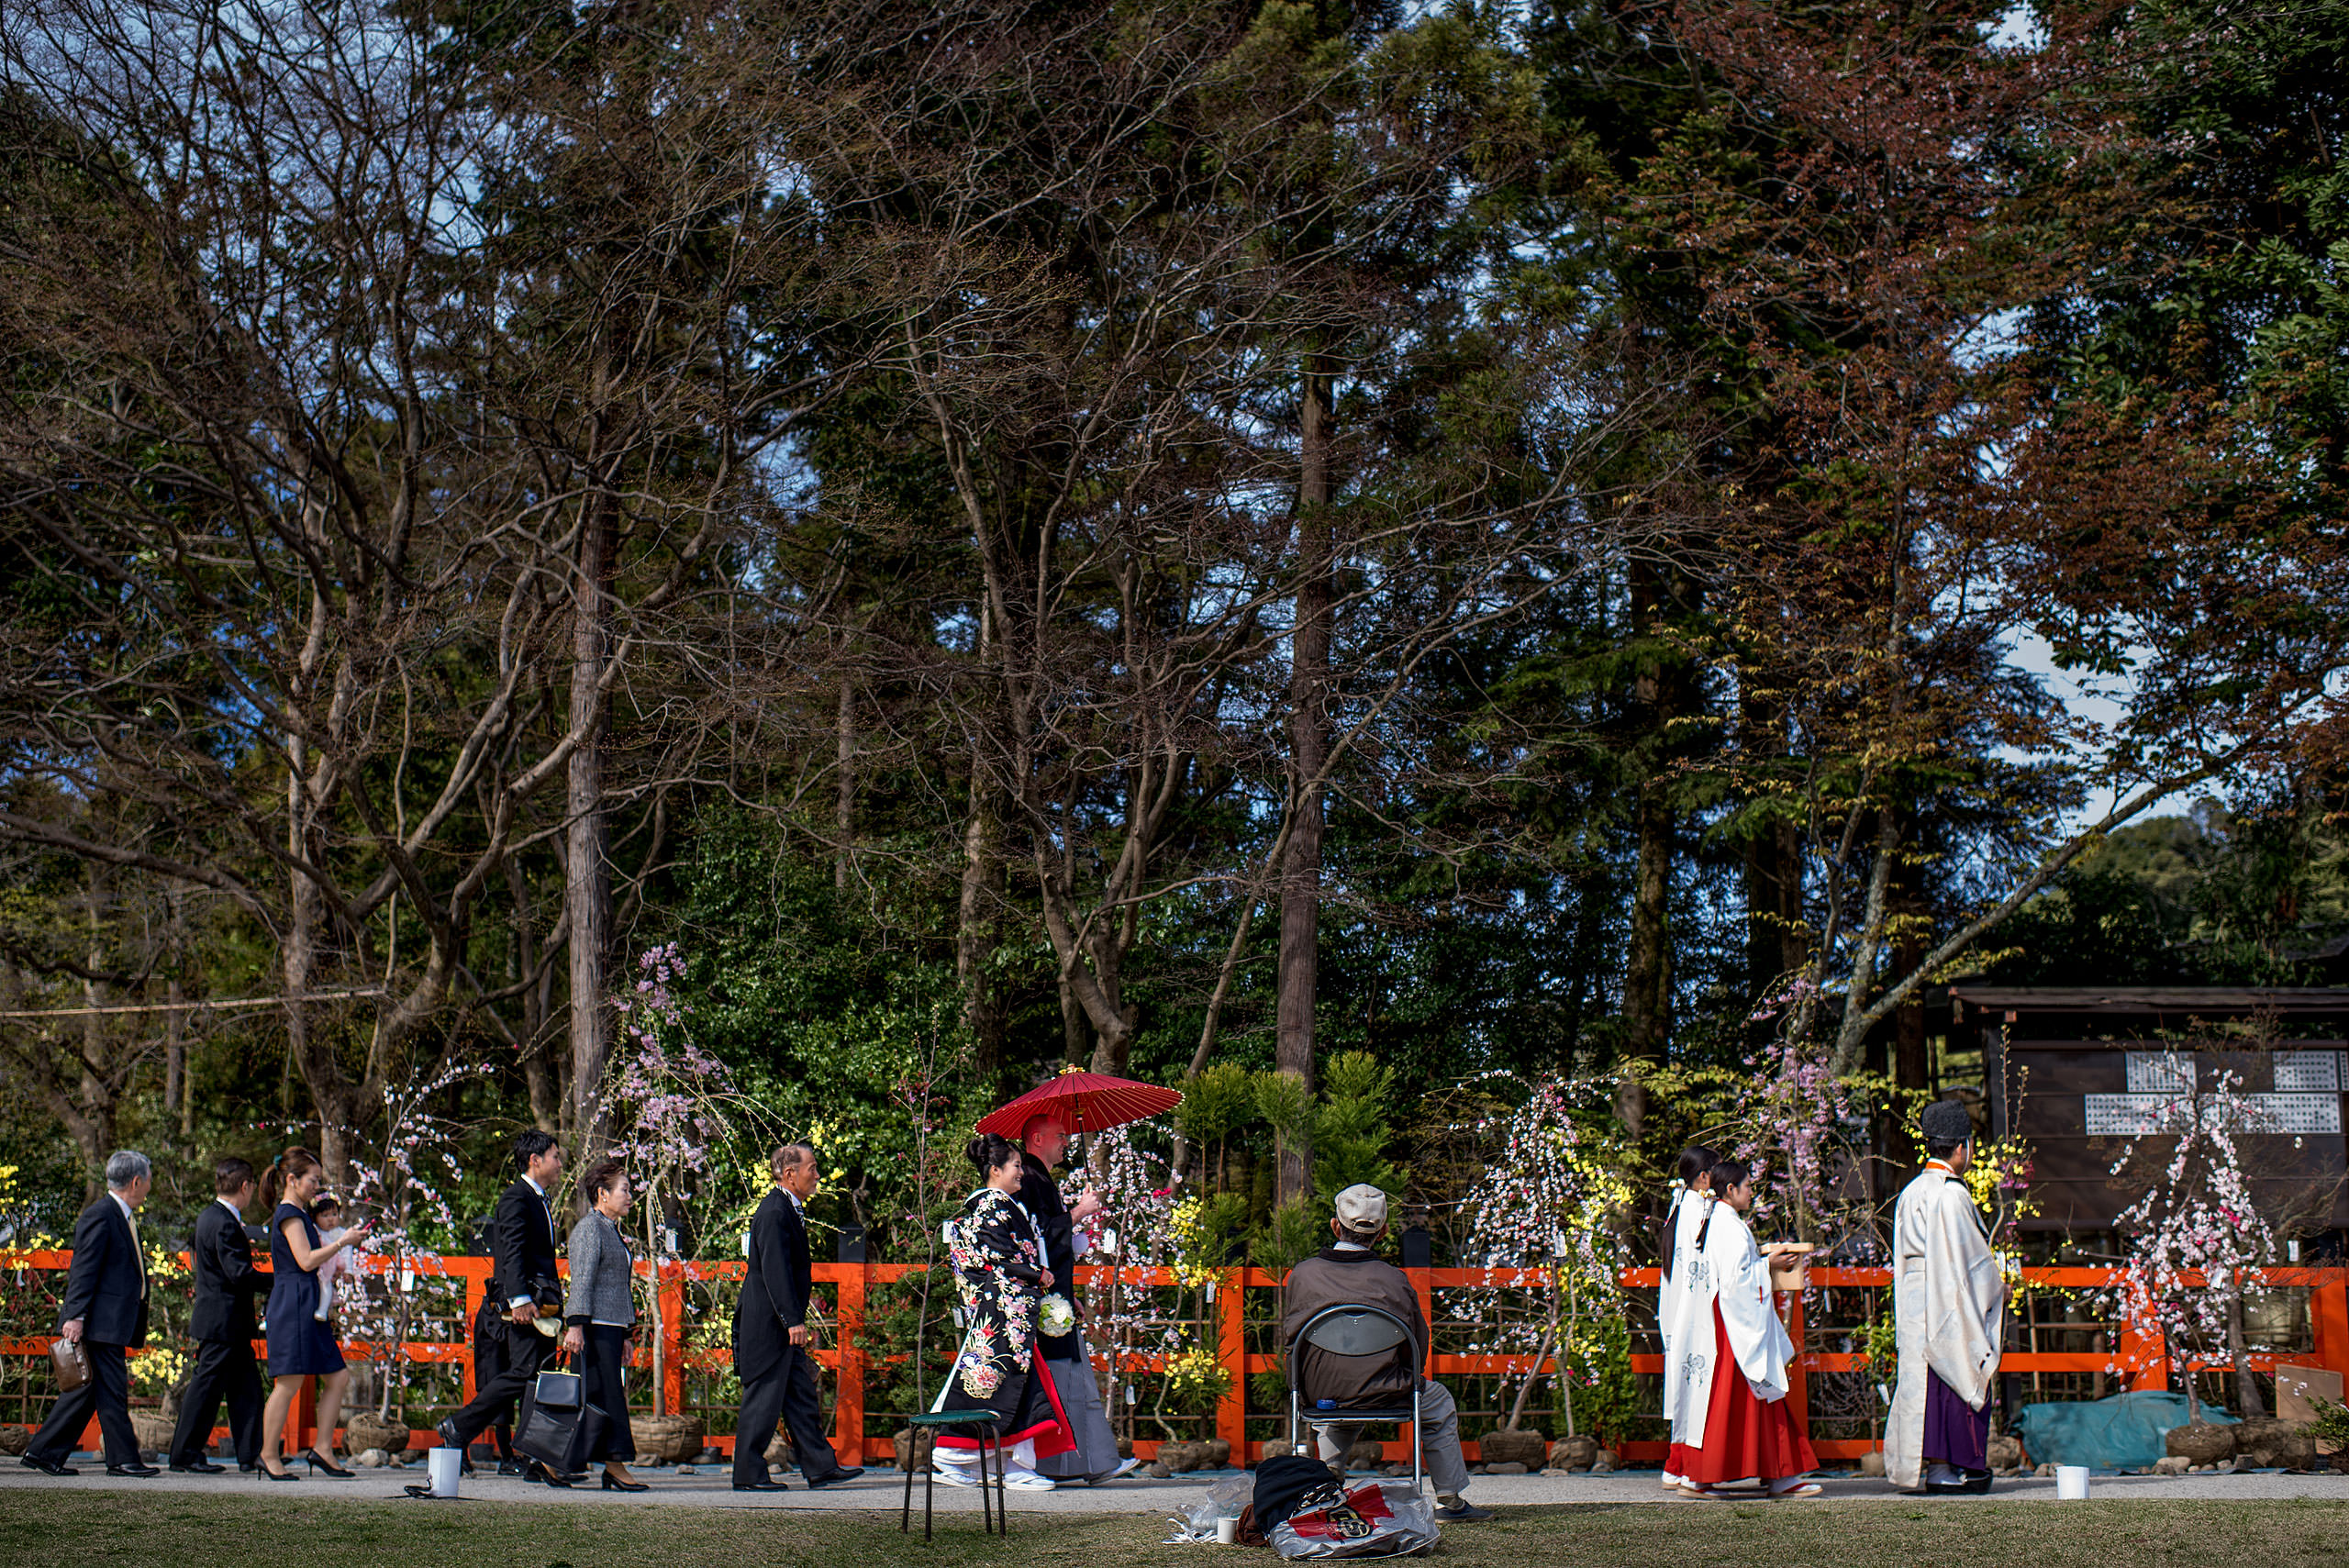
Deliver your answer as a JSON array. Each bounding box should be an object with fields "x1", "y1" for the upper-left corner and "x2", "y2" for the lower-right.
[{"x1": 1920, "y1": 1368, "x2": 1988, "y2": 1470}]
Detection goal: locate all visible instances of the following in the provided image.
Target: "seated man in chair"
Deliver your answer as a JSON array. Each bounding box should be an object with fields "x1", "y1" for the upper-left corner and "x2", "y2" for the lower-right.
[{"x1": 1280, "y1": 1185, "x2": 1489, "y2": 1521}]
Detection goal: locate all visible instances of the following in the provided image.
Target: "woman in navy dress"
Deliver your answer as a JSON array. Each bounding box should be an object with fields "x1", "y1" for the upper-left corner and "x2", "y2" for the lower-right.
[{"x1": 257, "y1": 1147, "x2": 371, "y2": 1479}]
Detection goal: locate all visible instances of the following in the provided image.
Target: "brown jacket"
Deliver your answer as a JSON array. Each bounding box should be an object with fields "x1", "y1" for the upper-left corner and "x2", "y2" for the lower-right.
[{"x1": 1280, "y1": 1248, "x2": 1427, "y2": 1408}]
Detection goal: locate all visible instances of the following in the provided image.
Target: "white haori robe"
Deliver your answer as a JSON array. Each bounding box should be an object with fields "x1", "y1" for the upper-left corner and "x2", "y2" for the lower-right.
[
  {"x1": 1710, "y1": 1204, "x2": 1795, "y2": 1404},
  {"x1": 1657, "y1": 1189, "x2": 1707, "y2": 1447},
  {"x1": 1884, "y1": 1165, "x2": 2004, "y2": 1490},
  {"x1": 1663, "y1": 1197, "x2": 1794, "y2": 1454}
]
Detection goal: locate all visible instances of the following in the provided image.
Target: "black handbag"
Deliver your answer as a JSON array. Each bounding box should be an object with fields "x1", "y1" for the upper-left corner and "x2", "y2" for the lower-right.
[
  {"x1": 514, "y1": 1355, "x2": 595, "y2": 1472},
  {"x1": 532, "y1": 1362, "x2": 584, "y2": 1410}
]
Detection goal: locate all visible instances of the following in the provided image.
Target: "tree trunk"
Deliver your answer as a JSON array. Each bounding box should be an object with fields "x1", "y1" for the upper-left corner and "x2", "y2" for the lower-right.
[
  {"x1": 835, "y1": 675, "x2": 855, "y2": 892},
  {"x1": 2228, "y1": 1289, "x2": 2266, "y2": 1418},
  {"x1": 1620, "y1": 561, "x2": 1675, "y2": 1141},
  {"x1": 957, "y1": 751, "x2": 1007, "y2": 1080},
  {"x1": 567, "y1": 489, "x2": 615, "y2": 1161},
  {"x1": 1894, "y1": 929, "x2": 1930, "y2": 1092},
  {"x1": 166, "y1": 975, "x2": 188, "y2": 1135},
  {"x1": 284, "y1": 740, "x2": 335, "y2": 1174},
  {"x1": 1058, "y1": 967, "x2": 1091, "y2": 1069},
  {"x1": 1620, "y1": 781, "x2": 1672, "y2": 1140},
  {"x1": 165, "y1": 882, "x2": 188, "y2": 1132},
  {"x1": 1741, "y1": 688, "x2": 1806, "y2": 1013},
  {"x1": 1276, "y1": 358, "x2": 1332, "y2": 1207},
  {"x1": 505, "y1": 858, "x2": 563, "y2": 1132},
  {"x1": 1830, "y1": 808, "x2": 1904, "y2": 1076},
  {"x1": 1889, "y1": 809, "x2": 1931, "y2": 1092},
  {"x1": 77, "y1": 969, "x2": 117, "y2": 1189}
]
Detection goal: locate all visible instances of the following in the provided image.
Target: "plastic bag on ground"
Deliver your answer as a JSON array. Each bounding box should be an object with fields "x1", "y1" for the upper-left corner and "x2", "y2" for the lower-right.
[
  {"x1": 1179, "y1": 1474, "x2": 1259, "y2": 1538},
  {"x1": 1269, "y1": 1482, "x2": 1438, "y2": 1559}
]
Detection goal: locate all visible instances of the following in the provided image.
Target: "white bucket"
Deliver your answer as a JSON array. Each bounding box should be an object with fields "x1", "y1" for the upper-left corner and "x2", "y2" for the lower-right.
[
  {"x1": 428, "y1": 1446, "x2": 462, "y2": 1498},
  {"x1": 2054, "y1": 1465, "x2": 2089, "y2": 1500},
  {"x1": 1216, "y1": 1518, "x2": 1241, "y2": 1545}
]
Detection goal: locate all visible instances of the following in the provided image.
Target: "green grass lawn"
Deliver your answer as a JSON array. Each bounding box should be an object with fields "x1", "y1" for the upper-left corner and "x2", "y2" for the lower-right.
[{"x1": 1, "y1": 1496, "x2": 2346, "y2": 1568}]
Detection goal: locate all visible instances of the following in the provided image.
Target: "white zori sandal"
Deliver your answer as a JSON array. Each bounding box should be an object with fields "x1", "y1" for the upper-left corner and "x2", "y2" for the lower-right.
[
  {"x1": 1675, "y1": 1483, "x2": 1729, "y2": 1500},
  {"x1": 1768, "y1": 1478, "x2": 1823, "y2": 1498}
]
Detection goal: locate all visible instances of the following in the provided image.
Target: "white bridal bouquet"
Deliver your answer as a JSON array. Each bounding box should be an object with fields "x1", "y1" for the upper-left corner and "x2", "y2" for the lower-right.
[{"x1": 1039, "y1": 1294, "x2": 1076, "y2": 1339}]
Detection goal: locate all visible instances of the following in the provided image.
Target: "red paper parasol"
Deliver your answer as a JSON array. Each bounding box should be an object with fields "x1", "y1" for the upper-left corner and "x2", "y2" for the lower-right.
[{"x1": 975, "y1": 1068, "x2": 1182, "y2": 1139}]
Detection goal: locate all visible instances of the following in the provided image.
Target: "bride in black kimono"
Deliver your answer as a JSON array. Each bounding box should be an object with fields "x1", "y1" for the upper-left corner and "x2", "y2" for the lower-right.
[{"x1": 933, "y1": 1132, "x2": 1074, "y2": 1489}]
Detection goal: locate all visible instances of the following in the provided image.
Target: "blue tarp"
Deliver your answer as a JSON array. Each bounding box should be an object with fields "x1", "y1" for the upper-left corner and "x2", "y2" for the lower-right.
[{"x1": 2009, "y1": 1391, "x2": 2237, "y2": 1470}]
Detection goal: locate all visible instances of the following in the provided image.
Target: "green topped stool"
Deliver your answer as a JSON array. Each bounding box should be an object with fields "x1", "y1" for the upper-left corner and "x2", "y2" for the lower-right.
[{"x1": 900, "y1": 1411, "x2": 1009, "y2": 1540}]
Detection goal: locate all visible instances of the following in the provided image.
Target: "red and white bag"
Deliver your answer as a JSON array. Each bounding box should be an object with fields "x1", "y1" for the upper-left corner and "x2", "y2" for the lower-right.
[{"x1": 1268, "y1": 1482, "x2": 1440, "y2": 1559}]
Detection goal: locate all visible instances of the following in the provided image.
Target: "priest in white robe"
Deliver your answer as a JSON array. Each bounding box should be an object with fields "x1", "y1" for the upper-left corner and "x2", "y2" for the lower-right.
[{"x1": 1885, "y1": 1099, "x2": 2005, "y2": 1495}]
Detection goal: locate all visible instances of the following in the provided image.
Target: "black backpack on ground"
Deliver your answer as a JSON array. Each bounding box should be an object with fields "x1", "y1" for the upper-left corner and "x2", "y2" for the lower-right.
[{"x1": 1254, "y1": 1453, "x2": 1347, "y2": 1529}]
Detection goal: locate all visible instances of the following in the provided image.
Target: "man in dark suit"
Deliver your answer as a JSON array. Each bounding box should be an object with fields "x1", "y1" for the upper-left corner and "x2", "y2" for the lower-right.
[
  {"x1": 167, "y1": 1157, "x2": 266, "y2": 1473},
  {"x1": 730, "y1": 1143, "x2": 862, "y2": 1492},
  {"x1": 22, "y1": 1150, "x2": 157, "y2": 1478},
  {"x1": 438, "y1": 1129, "x2": 564, "y2": 1480}
]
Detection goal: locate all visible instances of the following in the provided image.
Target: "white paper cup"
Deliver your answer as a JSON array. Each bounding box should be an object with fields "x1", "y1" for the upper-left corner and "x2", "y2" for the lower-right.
[
  {"x1": 2055, "y1": 1465, "x2": 2088, "y2": 1500},
  {"x1": 1216, "y1": 1517, "x2": 1241, "y2": 1545},
  {"x1": 428, "y1": 1446, "x2": 462, "y2": 1498}
]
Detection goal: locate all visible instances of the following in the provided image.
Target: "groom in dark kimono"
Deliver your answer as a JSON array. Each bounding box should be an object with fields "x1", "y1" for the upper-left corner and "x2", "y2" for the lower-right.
[{"x1": 1018, "y1": 1115, "x2": 1139, "y2": 1484}]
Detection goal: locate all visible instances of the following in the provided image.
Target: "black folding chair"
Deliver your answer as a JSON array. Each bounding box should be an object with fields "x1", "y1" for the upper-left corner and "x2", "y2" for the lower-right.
[{"x1": 1286, "y1": 1304, "x2": 1425, "y2": 1496}]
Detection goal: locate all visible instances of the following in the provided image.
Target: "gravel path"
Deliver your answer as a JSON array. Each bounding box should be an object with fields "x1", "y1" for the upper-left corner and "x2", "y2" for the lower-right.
[{"x1": 4, "y1": 1461, "x2": 2343, "y2": 1511}]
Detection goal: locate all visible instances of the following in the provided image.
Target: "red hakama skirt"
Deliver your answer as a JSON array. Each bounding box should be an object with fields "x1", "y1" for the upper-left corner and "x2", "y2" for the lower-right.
[{"x1": 1666, "y1": 1302, "x2": 1818, "y2": 1485}]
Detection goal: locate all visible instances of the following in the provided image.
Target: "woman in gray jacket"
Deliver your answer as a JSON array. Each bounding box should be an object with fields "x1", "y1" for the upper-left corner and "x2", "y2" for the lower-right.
[{"x1": 562, "y1": 1158, "x2": 645, "y2": 1489}]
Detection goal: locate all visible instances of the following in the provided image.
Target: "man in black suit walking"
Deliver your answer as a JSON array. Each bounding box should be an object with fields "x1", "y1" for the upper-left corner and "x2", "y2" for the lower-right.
[
  {"x1": 730, "y1": 1143, "x2": 863, "y2": 1492},
  {"x1": 167, "y1": 1157, "x2": 266, "y2": 1473},
  {"x1": 438, "y1": 1130, "x2": 564, "y2": 1479},
  {"x1": 22, "y1": 1150, "x2": 157, "y2": 1478}
]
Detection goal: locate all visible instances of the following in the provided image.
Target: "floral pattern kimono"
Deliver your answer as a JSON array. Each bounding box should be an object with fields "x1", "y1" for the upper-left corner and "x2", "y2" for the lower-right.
[{"x1": 937, "y1": 1185, "x2": 1073, "y2": 1459}]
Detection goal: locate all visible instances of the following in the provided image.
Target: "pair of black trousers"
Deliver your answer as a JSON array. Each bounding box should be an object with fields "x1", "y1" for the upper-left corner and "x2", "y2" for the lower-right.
[
  {"x1": 731, "y1": 1345, "x2": 839, "y2": 1485},
  {"x1": 29, "y1": 1340, "x2": 137, "y2": 1466},
  {"x1": 578, "y1": 1325, "x2": 637, "y2": 1462},
  {"x1": 472, "y1": 1299, "x2": 516, "y2": 1456},
  {"x1": 169, "y1": 1337, "x2": 262, "y2": 1466},
  {"x1": 447, "y1": 1316, "x2": 549, "y2": 1447}
]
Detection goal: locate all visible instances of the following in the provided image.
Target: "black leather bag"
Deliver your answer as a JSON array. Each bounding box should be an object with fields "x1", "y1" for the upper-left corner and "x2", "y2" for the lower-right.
[
  {"x1": 514, "y1": 1396, "x2": 583, "y2": 1472},
  {"x1": 532, "y1": 1363, "x2": 584, "y2": 1410},
  {"x1": 514, "y1": 1355, "x2": 594, "y2": 1472}
]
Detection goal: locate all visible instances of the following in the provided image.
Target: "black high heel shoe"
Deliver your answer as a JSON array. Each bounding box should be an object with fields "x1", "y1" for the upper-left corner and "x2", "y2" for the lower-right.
[
  {"x1": 601, "y1": 1470, "x2": 650, "y2": 1492},
  {"x1": 259, "y1": 1460, "x2": 299, "y2": 1482},
  {"x1": 304, "y1": 1449, "x2": 354, "y2": 1478}
]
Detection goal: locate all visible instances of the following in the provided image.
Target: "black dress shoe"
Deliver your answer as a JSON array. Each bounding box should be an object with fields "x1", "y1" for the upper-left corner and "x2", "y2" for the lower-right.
[
  {"x1": 169, "y1": 1460, "x2": 227, "y2": 1473},
  {"x1": 732, "y1": 1476, "x2": 789, "y2": 1491},
  {"x1": 19, "y1": 1455, "x2": 76, "y2": 1477},
  {"x1": 106, "y1": 1462, "x2": 162, "y2": 1478},
  {"x1": 805, "y1": 1466, "x2": 865, "y2": 1488},
  {"x1": 238, "y1": 1462, "x2": 262, "y2": 1473},
  {"x1": 496, "y1": 1459, "x2": 524, "y2": 1476},
  {"x1": 527, "y1": 1462, "x2": 573, "y2": 1488},
  {"x1": 436, "y1": 1420, "x2": 476, "y2": 1477}
]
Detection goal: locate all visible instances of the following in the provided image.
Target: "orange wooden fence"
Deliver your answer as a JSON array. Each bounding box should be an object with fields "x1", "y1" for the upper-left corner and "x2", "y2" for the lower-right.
[{"x1": 6, "y1": 1251, "x2": 2345, "y2": 1466}]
